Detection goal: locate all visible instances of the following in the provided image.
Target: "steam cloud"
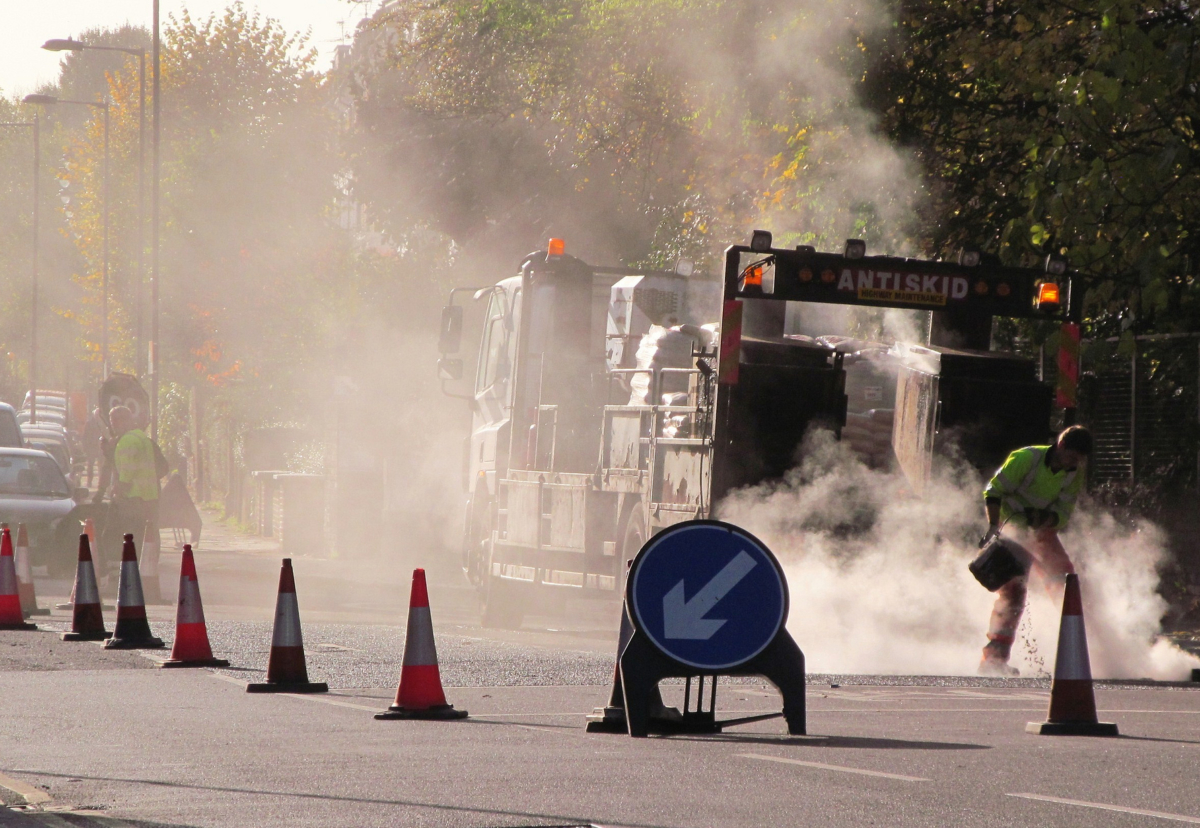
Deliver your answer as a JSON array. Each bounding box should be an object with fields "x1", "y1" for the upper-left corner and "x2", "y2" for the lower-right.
[{"x1": 718, "y1": 431, "x2": 1199, "y2": 680}]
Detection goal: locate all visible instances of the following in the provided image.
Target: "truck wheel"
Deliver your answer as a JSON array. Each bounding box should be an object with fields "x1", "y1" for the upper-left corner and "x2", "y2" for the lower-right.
[
  {"x1": 480, "y1": 572, "x2": 525, "y2": 629},
  {"x1": 478, "y1": 538, "x2": 525, "y2": 629},
  {"x1": 463, "y1": 497, "x2": 492, "y2": 586},
  {"x1": 620, "y1": 514, "x2": 646, "y2": 591}
]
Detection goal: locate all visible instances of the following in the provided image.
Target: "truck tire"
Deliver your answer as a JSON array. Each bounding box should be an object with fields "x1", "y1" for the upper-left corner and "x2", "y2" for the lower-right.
[
  {"x1": 479, "y1": 541, "x2": 525, "y2": 630},
  {"x1": 619, "y1": 511, "x2": 647, "y2": 591},
  {"x1": 463, "y1": 496, "x2": 492, "y2": 586}
]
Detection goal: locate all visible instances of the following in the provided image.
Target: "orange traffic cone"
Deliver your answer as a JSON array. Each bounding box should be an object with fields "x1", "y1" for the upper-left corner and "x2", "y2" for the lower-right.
[
  {"x1": 140, "y1": 521, "x2": 164, "y2": 605},
  {"x1": 63, "y1": 533, "x2": 110, "y2": 641},
  {"x1": 14, "y1": 523, "x2": 48, "y2": 617},
  {"x1": 376, "y1": 569, "x2": 467, "y2": 720},
  {"x1": 104, "y1": 533, "x2": 165, "y2": 650},
  {"x1": 162, "y1": 544, "x2": 229, "y2": 668},
  {"x1": 0, "y1": 527, "x2": 36, "y2": 630},
  {"x1": 1027, "y1": 573, "x2": 1118, "y2": 736},
  {"x1": 58, "y1": 518, "x2": 106, "y2": 611},
  {"x1": 247, "y1": 558, "x2": 327, "y2": 693},
  {"x1": 84, "y1": 516, "x2": 100, "y2": 576}
]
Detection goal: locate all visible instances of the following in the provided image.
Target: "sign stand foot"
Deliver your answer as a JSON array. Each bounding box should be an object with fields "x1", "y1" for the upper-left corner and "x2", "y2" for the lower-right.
[{"x1": 620, "y1": 628, "x2": 806, "y2": 737}]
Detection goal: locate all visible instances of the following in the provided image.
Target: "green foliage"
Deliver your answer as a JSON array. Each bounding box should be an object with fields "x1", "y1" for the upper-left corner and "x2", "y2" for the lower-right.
[
  {"x1": 344, "y1": 0, "x2": 916, "y2": 270},
  {"x1": 874, "y1": 0, "x2": 1199, "y2": 337}
]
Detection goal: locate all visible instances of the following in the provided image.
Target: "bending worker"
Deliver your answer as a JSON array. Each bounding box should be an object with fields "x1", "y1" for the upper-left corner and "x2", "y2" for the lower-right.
[{"x1": 979, "y1": 425, "x2": 1093, "y2": 675}]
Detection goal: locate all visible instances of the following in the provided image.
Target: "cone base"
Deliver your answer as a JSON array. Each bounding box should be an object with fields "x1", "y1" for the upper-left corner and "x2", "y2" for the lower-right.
[
  {"x1": 374, "y1": 703, "x2": 468, "y2": 720},
  {"x1": 0, "y1": 621, "x2": 37, "y2": 631},
  {"x1": 585, "y1": 706, "x2": 627, "y2": 733},
  {"x1": 246, "y1": 680, "x2": 329, "y2": 694},
  {"x1": 1026, "y1": 720, "x2": 1119, "y2": 736},
  {"x1": 104, "y1": 636, "x2": 165, "y2": 650},
  {"x1": 161, "y1": 658, "x2": 230, "y2": 668},
  {"x1": 62, "y1": 630, "x2": 111, "y2": 641}
]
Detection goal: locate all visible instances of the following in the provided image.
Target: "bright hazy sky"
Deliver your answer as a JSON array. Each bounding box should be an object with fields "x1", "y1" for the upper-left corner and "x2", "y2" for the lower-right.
[{"x1": 1, "y1": 0, "x2": 369, "y2": 97}]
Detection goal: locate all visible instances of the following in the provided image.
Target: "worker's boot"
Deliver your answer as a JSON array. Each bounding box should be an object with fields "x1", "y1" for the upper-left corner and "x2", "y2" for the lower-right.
[{"x1": 978, "y1": 639, "x2": 1019, "y2": 677}]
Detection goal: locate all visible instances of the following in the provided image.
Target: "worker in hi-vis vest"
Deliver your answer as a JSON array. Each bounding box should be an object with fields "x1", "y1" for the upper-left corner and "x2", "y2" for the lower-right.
[
  {"x1": 978, "y1": 425, "x2": 1092, "y2": 676},
  {"x1": 102, "y1": 405, "x2": 161, "y2": 569}
]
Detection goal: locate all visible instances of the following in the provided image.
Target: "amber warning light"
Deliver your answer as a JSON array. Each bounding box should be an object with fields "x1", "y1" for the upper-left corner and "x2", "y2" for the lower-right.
[
  {"x1": 1036, "y1": 282, "x2": 1060, "y2": 311},
  {"x1": 547, "y1": 238, "x2": 565, "y2": 257}
]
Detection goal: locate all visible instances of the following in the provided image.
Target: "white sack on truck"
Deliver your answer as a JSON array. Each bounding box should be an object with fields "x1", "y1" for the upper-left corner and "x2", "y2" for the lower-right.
[{"x1": 629, "y1": 324, "x2": 709, "y2": 406}]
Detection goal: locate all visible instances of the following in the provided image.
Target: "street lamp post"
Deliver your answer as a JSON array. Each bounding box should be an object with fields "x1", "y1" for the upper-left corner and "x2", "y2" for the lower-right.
[
  {"x1": 0, "y1": 117, "x2": 39, "y2": 424},
  {"x1": 23, "y1": 94, "x2": 111, "y2": 379},
  {"x1": 152, "y1": 0, "x2": 161, "y2": 441},
  {"x1": 43, "y1": 40, "x2": 146, "y2": 377}
]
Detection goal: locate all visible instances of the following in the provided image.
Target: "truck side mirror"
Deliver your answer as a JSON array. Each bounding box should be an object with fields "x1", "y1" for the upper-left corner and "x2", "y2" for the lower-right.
[
  {"x1": 439, "y1": 305, "x2": 464, "y2": 354},
  {"x1": 438, "y1": 358, "x2": 464, "y2": 381}
]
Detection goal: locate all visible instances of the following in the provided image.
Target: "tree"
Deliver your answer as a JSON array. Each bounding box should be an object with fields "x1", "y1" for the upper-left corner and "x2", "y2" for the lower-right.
[
  {"x1": 873, "y1": 0, "x2": 1200, "y2": 338},
  {"x1": 342, "y1": 0, "x2": 921, "y2": 269}
]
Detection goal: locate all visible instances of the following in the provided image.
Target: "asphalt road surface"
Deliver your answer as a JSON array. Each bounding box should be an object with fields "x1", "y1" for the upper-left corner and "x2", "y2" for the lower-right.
[{"x1": 3, "y1": 515, "x2": 1200, "y2": 827}]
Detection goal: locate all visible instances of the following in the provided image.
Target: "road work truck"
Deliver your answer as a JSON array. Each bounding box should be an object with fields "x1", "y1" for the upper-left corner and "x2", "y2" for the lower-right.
[{"x1": 438, "y1": 233, "x2": 1079, "y2": 627}]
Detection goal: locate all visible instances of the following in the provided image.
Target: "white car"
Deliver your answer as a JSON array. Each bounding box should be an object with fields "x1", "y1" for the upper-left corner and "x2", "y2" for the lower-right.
[{"x1": 0, "y1": 448, "x2": 89, "y2": 576}]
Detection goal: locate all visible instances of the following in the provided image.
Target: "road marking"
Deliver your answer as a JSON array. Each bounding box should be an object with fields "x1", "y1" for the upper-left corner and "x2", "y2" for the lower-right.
[
  {"x1": 812, "y1": 708, "x2": 1200, "y2": 714},
  {"x1": 278, "y1": 693, "x2": 381, "y2": 713},
  {"x1": 739, "y1": 753, "x2": 930, "y2": 782},
  {"x1": 1008, "y1": 793, "x2": 1200, "y2": 823},
  {"x1": 0, "y1": 771, "x2": 51, "y2": 804}
]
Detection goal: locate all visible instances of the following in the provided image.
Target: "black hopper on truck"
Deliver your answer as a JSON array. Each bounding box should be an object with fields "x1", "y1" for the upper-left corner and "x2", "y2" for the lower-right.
[{"x1": 720, "y1": 232, "x2": 1080, "y2": 494}]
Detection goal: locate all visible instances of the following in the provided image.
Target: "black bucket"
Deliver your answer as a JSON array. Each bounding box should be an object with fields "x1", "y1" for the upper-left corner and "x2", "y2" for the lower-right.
[{"x1": 969, "y1": 538, "x2": 1031, "y2": 592}]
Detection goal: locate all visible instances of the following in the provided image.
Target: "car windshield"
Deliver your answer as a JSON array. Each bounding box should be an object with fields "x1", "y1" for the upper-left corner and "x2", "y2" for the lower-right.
[{"x1": 0, "y1": 455, "x2": 70, "y2": 496}]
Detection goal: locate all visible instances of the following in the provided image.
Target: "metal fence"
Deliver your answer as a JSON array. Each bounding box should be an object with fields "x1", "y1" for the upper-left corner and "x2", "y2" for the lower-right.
[{"x1": 1077, "y1": 334, "x2": 1200, "y2": 489}]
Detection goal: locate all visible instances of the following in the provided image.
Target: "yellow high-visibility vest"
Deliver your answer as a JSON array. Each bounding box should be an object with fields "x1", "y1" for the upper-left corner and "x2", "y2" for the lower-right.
[
  {"x1": 983, "y1": 445, "x2": 1084, "y2": 529},
  {"x1": 114, "y1": 429, "x2": 159, "y2": 501}
]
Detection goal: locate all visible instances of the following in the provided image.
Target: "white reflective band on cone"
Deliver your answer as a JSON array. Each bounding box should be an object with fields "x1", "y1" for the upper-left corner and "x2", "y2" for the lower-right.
[
  {"x1": 402, "y1": 606, "x2": 439, "y2": 667},
  {"x1": 74, "y1": 562, "x2": 100, "y2": 604},
  {"x1": 177, "y1": 578, "x2": 205, "y2": 625},
  {"x1": 271, "y1": 591, "x2": 303, "y2": 647},
  {"x1": 1053, "y1": 615, "x2": 1092, "y2": 680},
  {"x1": 0, "y1": 560, "x2": 17, "y2": 594},
  {"x1": 141, "y1": 540, "x2": 159, "y2": 577},
  {"x1": 118, "y1": 561, "x2": 145, "y2": 607},
  {"x1": 15, "y1": 545, "x2": 31, "y2": 580}
]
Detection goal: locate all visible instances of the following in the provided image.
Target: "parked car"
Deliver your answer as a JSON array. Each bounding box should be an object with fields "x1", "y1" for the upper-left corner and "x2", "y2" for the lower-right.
[
  {"x1": 17, "y1": 408, "x2": 66, "y2": 427},
  {"x1": 0, "y1": 404, "x2": 22, "y2": 448},
  {"x1": 22, "y1": 391, "x2": 68, "y2": 411},
  {"x1": 0, "y1": 448, "x2": 89, "y2": 575}
]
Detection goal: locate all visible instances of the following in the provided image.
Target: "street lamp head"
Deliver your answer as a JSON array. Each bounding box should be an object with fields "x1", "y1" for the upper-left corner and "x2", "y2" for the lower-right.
[
  {"x1": 42, "y1": 39, "x2": 86, "y2": 52},
  {"x1": 22, "y1": 94, "x2": 58, "y2": 106}
]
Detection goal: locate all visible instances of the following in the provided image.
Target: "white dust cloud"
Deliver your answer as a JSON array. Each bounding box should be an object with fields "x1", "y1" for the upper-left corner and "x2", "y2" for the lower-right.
[{"x1": 718, "y1": 431, "x2": 1199, "y2": 679}]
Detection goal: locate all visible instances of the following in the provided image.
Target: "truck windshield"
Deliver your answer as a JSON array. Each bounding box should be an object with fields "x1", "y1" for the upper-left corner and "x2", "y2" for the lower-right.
[{"x1": 0, "y1": 454, "x2": 69, "y2": 496}]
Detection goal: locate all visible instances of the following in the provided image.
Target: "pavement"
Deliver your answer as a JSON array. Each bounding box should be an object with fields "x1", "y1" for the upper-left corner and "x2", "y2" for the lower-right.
[{"x1": 3, "y1": 512, "x2": 1200, "y2": 826}]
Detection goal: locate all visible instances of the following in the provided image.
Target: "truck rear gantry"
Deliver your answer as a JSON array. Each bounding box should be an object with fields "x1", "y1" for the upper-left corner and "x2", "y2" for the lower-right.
[{"x1": 438, "y1": 233, "x2": 1079, "y2": 627}]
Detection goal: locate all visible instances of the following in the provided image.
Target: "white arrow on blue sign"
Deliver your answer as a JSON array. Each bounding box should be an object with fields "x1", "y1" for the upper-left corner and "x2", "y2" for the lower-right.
[{"x1": 627, "y1": 520, "x2": 788, "y2": 671}]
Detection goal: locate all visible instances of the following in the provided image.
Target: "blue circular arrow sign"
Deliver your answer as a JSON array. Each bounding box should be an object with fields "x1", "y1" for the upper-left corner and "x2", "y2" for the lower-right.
[{"x1": 627, "y1": 520, "x2": 788, "y2": 671}]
